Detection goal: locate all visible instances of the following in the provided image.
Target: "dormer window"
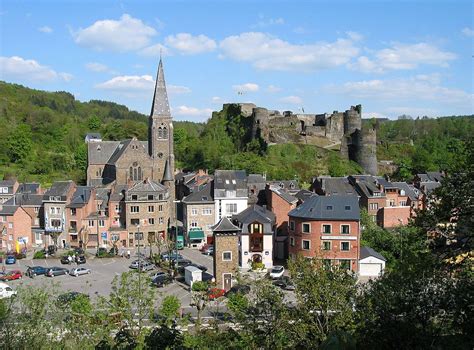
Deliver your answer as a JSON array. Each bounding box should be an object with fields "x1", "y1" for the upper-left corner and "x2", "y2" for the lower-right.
[
  {"x1": 289, "y1": 183, "x2": 295, "y2": 189},
  {"x1": 232, "y1": 179, "x2": 236, "y2": 184},
  {"x1": 345, "y1": 206, "x2": 351, "y2": 210},
  {"x1": 279, "y1": 182, "x2": 284, "y2": 188},
  {"x1": 225, "y1": 180, "x2": 229, "y2": 184},
  {"x1": 326, "y1": 205, "x2": 333, "y2": 210}
]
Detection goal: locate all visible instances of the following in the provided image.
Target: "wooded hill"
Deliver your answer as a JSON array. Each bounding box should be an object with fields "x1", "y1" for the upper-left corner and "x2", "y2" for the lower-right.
[{"x1": 0, "y1": 81, "x2": 472, "y2": 185}]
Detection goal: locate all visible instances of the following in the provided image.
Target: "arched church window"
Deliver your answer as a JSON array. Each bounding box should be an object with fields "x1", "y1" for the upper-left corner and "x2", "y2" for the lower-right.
[
  {"x1": 129, "y1": 167, "x2": 133, "y2": 180},
  {"x1": 162, "y1": 127, "x2": 168, "y2": 139},
  {"x1": 138, "y1": 167, "x2": 142, "y2": 181},
  {"x1": 158, "y1": 127, "x2": 163, "y2": 139},
  {"x1": 133, "y1": 168, "x2": 138, "y2": 181}
]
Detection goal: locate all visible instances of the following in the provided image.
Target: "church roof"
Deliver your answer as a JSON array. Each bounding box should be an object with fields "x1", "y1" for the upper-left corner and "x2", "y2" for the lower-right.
[
  {"x1": 88, "y1": 141, "x2": 120, "y2": 164},
  {"x1": 162, "y1": 158, "x2": 173, "y2": 182},
  {"x1": 150, "y1": 58, "x2": 170, "y2": 117}
]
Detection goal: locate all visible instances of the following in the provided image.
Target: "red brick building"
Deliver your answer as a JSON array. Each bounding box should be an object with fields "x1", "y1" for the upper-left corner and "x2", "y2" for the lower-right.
[
  {"x1": 288, "y1": 195, "x2": 360, "y2": 272},
  {"x1": 0, "y1": 204, "x2": 32, "y2": 252}
]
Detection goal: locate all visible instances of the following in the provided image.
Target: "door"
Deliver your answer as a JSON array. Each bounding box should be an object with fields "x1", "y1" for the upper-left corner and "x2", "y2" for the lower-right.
[{"x1": 223, "y1": 273, "x2": 232, "y2": 291}]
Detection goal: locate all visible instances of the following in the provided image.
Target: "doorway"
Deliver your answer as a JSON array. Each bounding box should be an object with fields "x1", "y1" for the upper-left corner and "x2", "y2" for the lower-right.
[
  {"x1": 252, "y1": 254, "x2": 262, "y2": 263},
  {"x1": 223, "y1": 273, "x2": 232, "y2": 291}
]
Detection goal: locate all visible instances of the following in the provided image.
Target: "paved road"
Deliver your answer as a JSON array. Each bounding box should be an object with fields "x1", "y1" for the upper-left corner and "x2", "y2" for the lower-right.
[{"x1": 180, "y1": 247, "x2": 214, "y2": 275}]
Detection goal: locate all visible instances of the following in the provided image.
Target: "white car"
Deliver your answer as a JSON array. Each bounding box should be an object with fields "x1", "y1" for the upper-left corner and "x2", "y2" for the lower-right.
[
  {"x1": 269, "y1": 266, "x2": 285, "y2": 279},
  {"x1": 69, "y1": 267, "x2": 91, "y2": 277},
  {"x1": 0, "y1": 282, "x2": 17, "y2": 299}
]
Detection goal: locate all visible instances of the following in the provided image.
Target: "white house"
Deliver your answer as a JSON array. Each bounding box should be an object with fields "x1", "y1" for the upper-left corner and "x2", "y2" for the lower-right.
[
  {"x1": 359, "y1": 246, "x2": 386, "y2": 277},
  {"x1": 232, "y1": 205, "x2": 275, "y2": 269},
  {"x1": 213, "y1": 170, "x2": 248, "y2": 222}
]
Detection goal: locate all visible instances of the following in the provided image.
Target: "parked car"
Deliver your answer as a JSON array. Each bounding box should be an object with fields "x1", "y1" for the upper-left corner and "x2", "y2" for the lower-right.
[
  {"x1": 269, "y1": 265, "x2": 285, "y2": 279},
  {"x1": 225, "y1": 284, "x2": 251, "y2": 297},
  {"x1": 5, "y1": 255, "x2": 16, "y2": 264},
  {"x1": 69, "y1": 267, "x2": 91, "y2": 277},
  {"x1": 201, "y1": 246, "x2": 214, "y2": 256},
  {"x1": 0, "y1": 282, "x2": 17, "y2": 299},
  {"x1": 150, "y1": 271, "x2": 168, "y2": 279},
  {"x1": 0, "y1": 270, "x2": 22, "y2": 281},
  {"x1": 199, "y1": 244, "x2": 210, "y2": 253},
  {"x1": 129, "y1": 260, "x2": 155, "y2": 271},
  {"x1": 60, "y1": 255, "x2": 73, "y2": 265},
  {"x1": 272, "y1": 276, "x2": 295, "y2": 291},
  {"x1": 57, "y1": 291, "x2": 89, "y2": 305},
  {"x1": 76, "y1": 255, "x2": 87, "y2": 264},
  {"x1": 26, "y1": 266, "x2": 49, "y2": 277},
  {"x1": 160, "y1": 252, "x2": 183, "y2": 261},
  {"x1": 152, "y1": 273, "x2": 173, "y2": 287},
  {"x1": 46, "y1": 267, "x2": 69, "y2": 277}
]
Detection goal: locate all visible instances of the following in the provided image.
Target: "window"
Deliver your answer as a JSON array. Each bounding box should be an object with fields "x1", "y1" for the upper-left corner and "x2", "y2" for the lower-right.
[
  {"x1": 400, "y1": 201, "x2": 407, "y2": 206},
  {"x1": 290, "y1": 237, "x2": 295, "y2": 246},
  {"x1": 371, "y1": 215, "x2": 377, "y2": 222},
  {"x1": 115, "y1": 205, "x2": 120, "y2": 213},
  {"x1": 98, "y1": 220, "x2": 105, "y2": 227},
  {"x1": 302, "y1": 223, "x2": 311, "y2": 233},
  {"x1": 339, "y1": 259, "x2": 351, "y2": 270},
  {"x1": 341, "y1": 242, "x2": 350, "y2": 251},
  {"x1": 34, "y1": 207, "x2": 40, "y2": 213},
  {"x1": 8, "y1": 223, "x2": 13, "y2": 229},
  {"x1": 345, "y1": 206, "x2": 351, "y2": 211},
  {"x1": 35, "y1": 232, "x2": 42, "y2": 241},
  {"x1": 389, "y1": 199, "x2": 396, "y2": 207},
  {"x1": 130, "y1": 206, "x2": 139, "y2": 213},
  {"x1": 70, "y1": 208, "x2": 76, "y2": 216},
  {"x1": 148, "y1": 218, "x2": 155, "y2": 225},
  {"x1": 326, "y1": 205, "x2": 333, "y2": 210},
  {"x1": 191, "y1": 208, "x2": 198, "y2": 216},
  {"x1": 158, "y1": 217, "x2": 164, "y2": 224},
  {"x1": 341, "y1": 225, "x2": 350, "y2": 234},
  {"x1": 148, "y1": 205, "x2": 154, "y2": 213},
  {"x1": 0, "y1": 187, "x2": 7, "y2": 193},
  {"x1": 226, "y1": 203, "x2": 237, "y2": 214},
  {"x1": 34, "y1": 218, "x2": 39, "y2": 225},
  {"x1": 51, "y1": 219, "x2": 61, "y2": 228},
  {"x1": 222, "y1": 251, "x2": 232, "y2": 261},
  {"x1": 158, "y1": 205, "x2": 163, "y2": 212},
  {"x1": 9, "y1": 234, "x2": 13, "y2": 241},
  {"x1": 302, "y1": 240, "x2": 310, "y2": 250},
  {"x1": 190, "y1": 221, "x2": 198, "y2": 228},
  {"x1": 322, "y1": 241, "x2": 331, "y2": 250},
  {"x1": 88, "y1": 220, "x2": 94, "y2": 227},
  {"x1": 289, "y1": 221, "x2": 295, "y2": 231},
  {"x1": 130, "y1": 219, "x2": 140, "y2": 226},
  {"x1": 369, "y1": 203, "x2": 379, "y2": 210},
  {"x1": 226, "y1": 190, "x2": 236, "y2": 197},
  {"x1": 202, "y1": 208, "x2": 212, "y2": 215},
  {"x1": 148, "y1": 195, "x2": 154, "y2": 201},
  {"x1": 131, "y1": 195, "x2": 138, "y2": 200},
  {"x1": 158, "y1": 194, "x2": 163, "y2": 200},
  {"x1": 50, "y1": 207, "x2": 56, "y2": 214},
  {"x1": 373, "y1": 192, "x2": 381, "y2": 197},
  {"x1": 322, "y1": 224, "x2": 331, "y2": 234}
]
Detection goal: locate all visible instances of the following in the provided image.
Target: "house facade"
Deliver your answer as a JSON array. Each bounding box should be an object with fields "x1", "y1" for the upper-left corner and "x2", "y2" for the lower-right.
[
  {"x1": 0, "y1": 180, "x2": 19, "y2": 204},
  {"x1": 214, "y1": 170, "x2": 248, "y2": 222},
  {"x1": 288, "y1": 195, "x2": 360, "y2": 272},
  {"x1": 0, "y1": 204, "x2": 32, "y2": 252}
]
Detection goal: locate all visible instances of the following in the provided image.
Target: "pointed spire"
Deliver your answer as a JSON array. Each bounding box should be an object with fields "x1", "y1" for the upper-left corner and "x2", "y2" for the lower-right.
[
  {"x1": 150, "y1": 58, "x2": 170, "y2": 117},
  {"x1": 162, "y1": 157, "x2": 173, "y2": 182}
]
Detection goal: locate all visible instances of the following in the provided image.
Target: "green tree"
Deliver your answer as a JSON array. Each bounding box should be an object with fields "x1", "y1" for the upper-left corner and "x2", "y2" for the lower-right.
[
  {"x1": 88, "y1": 115, "x2": 101, "y2": 130},
  {"x1": 7, "y1": 124, "x2": 33, "y2": 163},
  {"x1": 159, "y1": 295, "x2": 181, "y2": 326},
  {"x1": 190, "y1": 281, "x2": 209, "y2": 329}
]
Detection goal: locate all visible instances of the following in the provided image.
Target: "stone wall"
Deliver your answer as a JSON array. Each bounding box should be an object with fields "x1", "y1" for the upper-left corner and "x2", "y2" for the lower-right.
[{"x1": 213, "y1": 233, "x2": 239, "y2": 291}]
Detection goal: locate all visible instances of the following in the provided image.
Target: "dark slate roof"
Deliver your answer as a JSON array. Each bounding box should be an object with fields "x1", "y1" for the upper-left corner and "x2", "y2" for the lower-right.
[
  {"x1": 211, "y1": 216, "x2": 241, "y2": 233},
  {"x1": 392, "y1": 182, "x2": 418, "y2": 201},
  {"x1": 270, "y1": 186, "x2": 298, "y2": 204},
  {"x1": 0, "y1": 180, "x2": 17, "y2": 194},
  {"x1": 350, "y1": 175, "x2": 384, "y2": 198},
  {"x1": 268, "y1": 180, "x2": 299, "y2": 193},
  {"x1": 5, "y1": 193, "x2": 43, "y2": 206},
  {"x1": 107, "y1": 139, "x2": 132, "y2": 165},
  {"x1": 16, "y1": 183, "x2": 40, "y2": 194},
  {"x1": 426, "y1": 171, "x2": 443, "y2": 182},
  {"x1": 376, "y1": 177, "x2": 395, "y2": 189},
  {"x1": 110, "y1": 185, "x2": 128, "y2": 201},
  {"x1": 214, "y1": 170, "x2": 247, "y2": 189},
  {"x1": 44, "y1": 181, "x2": 74, "y2": 199},
  {"x1": 421, "y1": 182, "x2": 441, "y2": 194},
  {"x1": 87, "y1": 141, "x2": 120, "y2": 164},
  {"x1": 183, "y1": 182, "x2": 214, "y2": 203},
  {"x1": 67, "y1": 186, "x2": 93, "y2": 208},
  {"x1": 232, "y1": 205, "x2": 275, "y2": 234},
  {"x1": 128, "y1": 179, "x2": 167, "y2": 193},
  {"x1": 0, "y1": 204, "x2": 19, "y2": 216},
  {"x1": 162, "y1": 158, "x2": 173, "y2": 182},
  {"x1": 360, "y1": 246, "x2": 386, "y2": 261},
  {"x1": 320, "y1": 177, "x2": 356, "y2": 195},
  {"x1": 288, "y1": 195, "x2": 360, "y2": 221},
  {"x1": 295, "y1": 189, "x2": 315, "y2": 202},
  {"x1": 86, "y1": 133, "x2": 101, "y2": 139},
  {"x1": 247, "y1": 174, "x2": 266, "y2": 184},
  {"x1": 150, "y1": 58, "x2": 171, "y2": 117}
]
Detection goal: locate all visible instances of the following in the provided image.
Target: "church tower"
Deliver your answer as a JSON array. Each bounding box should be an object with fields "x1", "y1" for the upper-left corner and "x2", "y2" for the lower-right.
[{"x1": 148, "y1": 58, "x2": 175, "y2": 185}]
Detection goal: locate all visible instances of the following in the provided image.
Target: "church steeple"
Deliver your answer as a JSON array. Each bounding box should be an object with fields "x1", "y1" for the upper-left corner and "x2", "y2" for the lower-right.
[{"x1": 150, "y1": 58, "x2": 171, "y2": 117}]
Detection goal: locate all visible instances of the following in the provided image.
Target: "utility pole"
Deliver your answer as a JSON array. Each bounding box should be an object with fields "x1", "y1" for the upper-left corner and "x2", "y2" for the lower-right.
[
  {"x1": 96, "y1": 211, "x2": 100, "y2": 255},
  {"x1": 136, "y1": 224, "x2": 142, "y2": 330}
]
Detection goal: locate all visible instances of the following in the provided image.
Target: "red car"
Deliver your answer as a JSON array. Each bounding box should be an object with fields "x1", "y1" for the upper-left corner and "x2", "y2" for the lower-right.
[{"x1": 0, "y1": 270, "x2": 23, "y2": 281}]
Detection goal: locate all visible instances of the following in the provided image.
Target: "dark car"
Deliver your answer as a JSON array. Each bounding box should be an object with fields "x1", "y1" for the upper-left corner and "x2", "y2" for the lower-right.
[
  {"x1": 46, "y1": 267, "x2": 69, "y2": 277},
  {"x1": 226, "y1": 284, "x2": 251, "y2": 297},
  {"x1": 60, "y1": 256, "x2": 73, "y2": 265},
  {"x1": 201, "y1": 245, "x2": 214, "y2": 256},
  {"x1": 152, "y1": 273, "x2": 173, "y2": 287},
  {"x1": 57, "y1": 292, "x2": 89, "y2": 305},
  {"x1": 76, "y1": 255, "x2": 86, "y2": 264},
  {"x1": 272, "y1": 276, "x2": 295, "y2": 291},
  {"x1": 175, "y1": 259, "x2": 192, "y2": 274},
  {"x1": 5, "y1": 255, "x2": 16, "y2": 264},
  {"x1": 26, "y1": 266, "x2": 49, "y2": 277}
]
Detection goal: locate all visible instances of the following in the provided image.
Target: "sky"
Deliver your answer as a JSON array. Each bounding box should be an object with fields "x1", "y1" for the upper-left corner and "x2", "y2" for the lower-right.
[{"x1": 0, "y1": 0, "x2": 473, "y2": 122}]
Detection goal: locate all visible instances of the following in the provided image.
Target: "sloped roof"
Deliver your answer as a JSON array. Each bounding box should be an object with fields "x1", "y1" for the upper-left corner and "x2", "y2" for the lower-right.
[
  {"x1": 128, "y1": 179, "x2": 167, "y2": 193},
  {"x1": 247, "y1": 174, "x2": 266, "y2": 184},
  {"x1": 214, "y1": 170, "x2": 247, "y2": 190},
  {"x1": 288, "y1": 195, "x2": 360, "y2": 221},
  {"x1": 162, "y1": 158, "x2": 173, "y2": 182},
  {"x1": 5, "y1": 194, "x2": 43, "y2": 206},
  {"x1": 107, "y1": 140, "x2": 132, "y2": 165},
  {"x1": 295, "y1": 189, "x2": 315, "y2": 202},
  {"x1": 44, "y1": 181, "x2": 74, "y2": 198},
  {"x1": 183, "y1": 181, "x2": 214, "y2": 203},
  {"x1": 211, "y1": 216, "x2": 240, "y2": 233},
  {"x1": 110, "y1": 185, "x2": 128, "y2": 201},
  {"x1": 320, "y1": 177, "x2": 356, "y2": 195},
  {"x1": 67, "y1": 186, "x2": 93, "y2": 208},
  {"x1": 150, "y1": 58, "x2": 171, "y2": 117},
  {"x1": 17, "y1": 183, "x2": 40, "y2": 194},
  {"x1": 392, "y1": 182, "x2": 418, "y2": 201},
  {"x1": 271, "y1": 186, "x2": 298, "y2": 204},
  {"x1": 360, "y1": 246, "x2": 386, "y2": 261},
  {"x1": 426, "y1": 171, "x2": 443, "y2": 182},
  {"x1": 233, "y1": 204, "x2": 275, "y2": 224},
  {"x1": 87, "y1": 141, "x2": 120, "y2": 164},
  {"x1": 0, "y1": 204, "x2": 19, "y2": 216}
]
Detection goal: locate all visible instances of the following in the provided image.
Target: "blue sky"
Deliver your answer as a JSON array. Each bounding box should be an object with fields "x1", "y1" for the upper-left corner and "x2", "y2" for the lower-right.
[{"x1": 1, "y1": 0, "x2": 472, "y2": 122}]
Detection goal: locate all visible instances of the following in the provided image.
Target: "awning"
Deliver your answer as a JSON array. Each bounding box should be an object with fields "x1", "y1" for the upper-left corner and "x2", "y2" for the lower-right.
[{"x1": 188, "y1": 230, "x2": 205, "y2": 240}]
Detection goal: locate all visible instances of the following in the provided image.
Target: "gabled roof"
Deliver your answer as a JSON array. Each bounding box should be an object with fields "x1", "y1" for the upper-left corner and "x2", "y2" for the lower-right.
[
  {"x1": 67, "y1": 186, "x2": 93, "y2": 208},
  {"x1": 110, "y1": 185, "x2": 128, "y2": 201},
  {"x1": 360, "y1": 246, "x2": 386, "y2": 261},
  {"x1": 391, "y1": 182, "x2": 418, "y2": 201},
  {"x1": 288, "y1": 195, "x2": 360, "y2": 221},
  {"x1": 317, "y1": 177, "x2": 356, "y2": 196},
  {"x1": 211, "y1": 216, "x2": 240, "y2": 233},
  {"x1": 426, "y1": 171, "x2": 443, "y2": 182},
  {"x1": 268, "y1": 180, "x2": 299, "y2": 193},
  {"x1": 5, "y1": 194, "x2": 43, "y2": 206},
  {"x1": 0, "y1": 204, "x2": 19, "y2": 216},
  {"x1": 183, "y1": 181, "x2": 214, "y2": 203},
  {"x1": 17, "y1": 183, "x2": 40, "y2": 194},
  {"x1": 214, "y1": 170, "x2": 247, "y2": 190},
  {"x1": 128, "y1": 179, "x2": 167, "y2": 193},
  {"x1": 295, "y1": 189, "x2": 315, "y2": 202},
  {"x1": 44, "y1": 181, "x2": 74, "y2": 199},
  {"x1": 270, "y1": 185, "x2": 298, "y2": 204},
  {"x1": 87, "y1": 141, "x2": 120, "y2": 164},
  {"x1": 150, "y1": 58, "x2": 171, "y2": 117},
  {"x1": 232, "y1": 205, "x2": 275, "y2": 225},
  {"x1": 247, "y1": 174, "x2": 266, "y2": 184}
]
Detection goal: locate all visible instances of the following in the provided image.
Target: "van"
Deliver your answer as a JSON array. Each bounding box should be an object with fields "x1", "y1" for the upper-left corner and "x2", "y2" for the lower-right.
[{"x1": 0, "y1": 282, "x2": 17, "y2": 299}]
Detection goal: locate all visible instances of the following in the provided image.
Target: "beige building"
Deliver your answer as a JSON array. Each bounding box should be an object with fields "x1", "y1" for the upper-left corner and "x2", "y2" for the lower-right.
[{"x1": 182, "y1": 181, "x2": 214, "y2": 245}]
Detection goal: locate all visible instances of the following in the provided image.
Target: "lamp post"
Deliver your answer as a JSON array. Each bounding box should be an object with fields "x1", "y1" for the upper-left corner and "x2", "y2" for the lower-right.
[
  {"x1": 173, "y1": 200, "x2": 180, "y2": 277},
  {"x1": 136, "y1": 224, "x2": 142, "y2": 329},
  {"x1": 96, "y1": 211, "x2": 100, "y2": 256}
]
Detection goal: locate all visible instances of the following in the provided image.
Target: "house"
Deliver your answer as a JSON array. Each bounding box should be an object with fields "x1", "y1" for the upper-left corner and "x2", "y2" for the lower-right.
[
  {"x1": 232, "y1": 205, "x2": 276, "y2": 269},
  {"x1": 0, "y1": 179, "x2": 19, "y2": 204},
  {"x1": 359, "y1": 246, "x2": 386, "y2": 278},
  {"x1": 108, "y1": 184, "x2": 128, "y2": 247},
  {"x1": 125, "y1": 178, "x2": 171, "y2": 247},
  {"x1": 43, "y1": 181, "x2": 76, "y2": 248},
  {"x1": 65, "y1": 186, "x2": 96, "y2": 249},
  {"x1": 85, "y1": 133, "x2": 102, "y2": 143},
  {"x1": 414, "y1": 172, "x2": 444, "y2": 209},
  {"x1": 182, "y1": 181, "x2": 214, "y2": 246},
  {"x1": 0, "y1": 204, "x2": 32, "y2": 252},
  {"x1": 175, "y1": 169, "x2": 212, "y2": 201},
  {"x1": 212, "y1": 216, "x2": 240, "y2": 292},
  {"x1": 310, "y1": 176, "x2": 356, "y2": 196},
  {"x1": 267, "y1": 180, "x2": 300, "y2": 196},
  {"x1": 247, "y1": 174, "x2": 266, "y2": 206},
  {"x1": 288, "y1": 195, "x2": 360, "y2": 272},
  {"x1": 213, "y1": 170, "x2": 248, "y2": 222}
]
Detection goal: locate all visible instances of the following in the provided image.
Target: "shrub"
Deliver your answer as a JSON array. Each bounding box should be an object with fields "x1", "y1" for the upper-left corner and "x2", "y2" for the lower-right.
[
  {"x1": 251, "y1": 262, "x2": 265, "y2": 270},
  {"x1": 33, "y1": 251, "x2": 46, "y2": 259}
]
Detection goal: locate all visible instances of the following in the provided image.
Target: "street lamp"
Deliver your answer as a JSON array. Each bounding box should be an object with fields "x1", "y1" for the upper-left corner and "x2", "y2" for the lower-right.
[
  {"x1": 96, "y1": 211, "x2": 100, "y2": 255},
  {"x1": 135, "y1": 223, "x2": 142, "y2": 329}
]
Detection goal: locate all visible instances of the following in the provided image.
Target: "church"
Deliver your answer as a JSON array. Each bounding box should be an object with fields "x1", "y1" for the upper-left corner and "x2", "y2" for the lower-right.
[{"x1": 86, "y1": 58, "x2": 175, "y2": 190}]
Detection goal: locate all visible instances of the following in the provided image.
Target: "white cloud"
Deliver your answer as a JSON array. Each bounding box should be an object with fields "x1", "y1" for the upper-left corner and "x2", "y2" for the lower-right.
[
  {"x1": 165, "y1": 33, "x2": 216, "y2": 55},
  {"x1": 325, "y1": 75, "x2": 472, "y2": 105},
  {"x1": 232, "y1": 83, "x2": 259, "y2": 93},
  {"x1": 139, "y1": 43, "x2": 170, "y2": 57},
  {"x1": 211, "y1": 96, "x2": 223, "y2": 104},
  {"x1": 85, "y1": 62, "x2": 109, "y2": 72},
  {"x1": 350, "y1": 42, "x2": 456, "y2": 73},
  {"x1": 73, "y1": 14, "x2": 157, "y2": 52},
  {"x1": 266, "y1": 85, "x2": 282, "y2": 93},
  {"x1": 364, "y1": 112, "x2": 388, "y2": 119},
  {"x1": 173, "y1": 105, "x2": 213, "y2": 121},
  {"x1": 167, "y1": 85, "x2": 191, "y2": 94},
  {"x1": 38, "y1": 26, "x2": 53, "y2": 33},
  {"x1": 252, "y1": 16, "x2": 285, "y2": 28},
  {"x1": 346, "y1": 31, "x2": 363, "y2": 41},
  {"x1": 220, "y1": 32, "x2": 359, "y2": 71},
  {"x1": 280, "y1": 95, "x2": 303, "y2": 104},
  {"x1": 461, "y1": 27, "x2": 474, "y2": 37},
  {"x1": 0, "y1": 56, "x2": 72, "y2": 82}
]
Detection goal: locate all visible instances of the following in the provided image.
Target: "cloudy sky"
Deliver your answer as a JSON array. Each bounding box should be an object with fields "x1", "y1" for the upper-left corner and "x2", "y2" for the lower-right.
[{"x1": 1, "y1": 0, "x2": 472, "y2": 122}]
